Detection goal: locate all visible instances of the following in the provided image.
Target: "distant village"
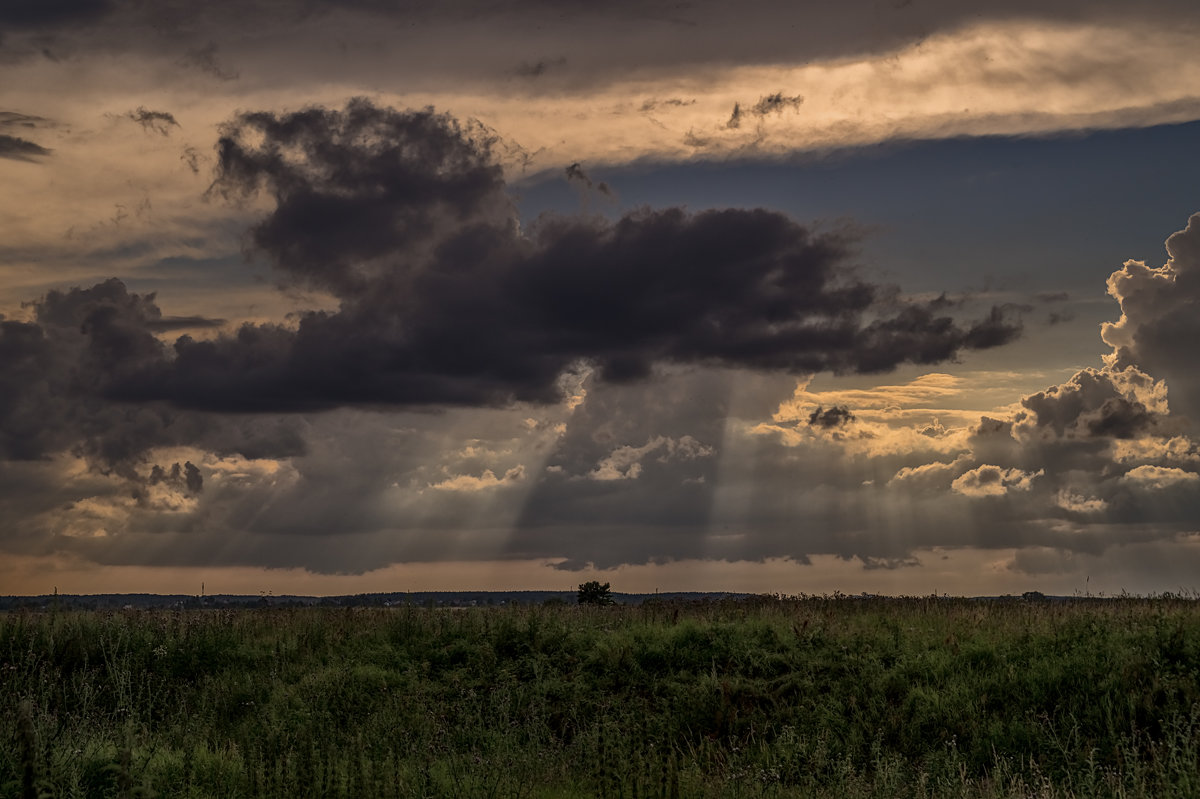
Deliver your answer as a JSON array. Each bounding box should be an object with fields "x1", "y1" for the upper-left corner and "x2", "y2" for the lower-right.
[
  {"x1": 0, "y1": 590, "x2": 754, "y2": 612},
  {"x1": 0, "y1": 589, "x2": 1099, "y2": 612}
]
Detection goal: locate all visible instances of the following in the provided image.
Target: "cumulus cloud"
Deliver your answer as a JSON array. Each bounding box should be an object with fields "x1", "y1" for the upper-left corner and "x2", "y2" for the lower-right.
[
  {"x1": 951, "y1": 464, "x2": 1041, "y2": 497},
  {"x1": 1103, "y1": 213, "x2": 1200, "y2": 423},
  {"x1": 1121, "y1": 464, "x2": 1200, "y2": 491},
  {"x1": 1015, "y1": 366, "x2": 1170, "y2": 440},
  {"x1": 888, "y1": 457, "x2": 969, "y2": 493}
]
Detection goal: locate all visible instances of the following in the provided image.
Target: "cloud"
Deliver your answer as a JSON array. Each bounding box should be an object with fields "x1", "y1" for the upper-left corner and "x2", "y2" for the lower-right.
[
  {"x1": 725, "y1": 103, "x2": 743, "y2": 129},
  {"x1": 751, "y1": 92, "x2": 804, "y2": 117},
  {"x1": 779, "y1": 372, "x2": 966, "y2": 414},
  {"x1": 430, "y1": 464, "x2": 526, "y2": 492},
  {"x1": 639, "y1": 98, "x2": 696, "y2": 112},
  {"x1": 807, "y1": 405, "x2": 855, "y2": 428},
  {"x1": 722, "y1": 91, "x2": 804, "y2": 132},
  {"x1": 132, "y1": 460, "x2": 203, "y2": 510},
  {"x1": 1015, "y1": 367, "x2": 1169, "y2": 441},
  {"x1": 0, "y1": 111, "x2": 50, "y2": 129},
  {"x1": 951, "y1": 464, "x2": 1041, "y2": 497},
  {"x1": 1121, "y1": 464, "x2": 1200, "y2": 491},
  {"x1": 0, "y1": 278, "x2": 306, "y2": 471},
  {"x1": 590, "y1": 438, "x2": 667, "y2": 481},
  {"x1": 1103, "y1": 212, "x2": 1200, "y2": 423},
  {"x1": 0, "y1": 134, "x2": 50, "y2": 161},
  {"x1": 1054, "y1": 490, "x2": 1107, "y2": 514},
  {"x1": 122, "y1": 106, "x2": 179, "y2": 136},
  {"x1": 589, "y1": 434, "x2": 714, "y2": 481},
  {"x1": 888, "y1": 456, "x2": 970, "y2": 493},
  {"x1": 564, "y1": 162, "x2": 612, "y2": 197},
  {"x1": 179, "y1": 146, "x2": 203, "y2": 174}
]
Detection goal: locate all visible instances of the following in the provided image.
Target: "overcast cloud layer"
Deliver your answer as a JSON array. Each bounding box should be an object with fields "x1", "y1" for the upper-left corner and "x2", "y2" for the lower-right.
[{"x1": 3, "y1": 1, "x2": 1200, "y2": 594}]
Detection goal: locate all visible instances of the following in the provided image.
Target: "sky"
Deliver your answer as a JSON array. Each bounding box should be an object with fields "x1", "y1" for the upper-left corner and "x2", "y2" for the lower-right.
[{"x1": 4, "y1": 0, "x2": 1200, "y2": 597}]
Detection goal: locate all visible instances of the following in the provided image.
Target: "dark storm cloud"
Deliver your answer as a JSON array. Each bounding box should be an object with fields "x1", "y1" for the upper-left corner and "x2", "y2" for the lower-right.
[
  {"x1": 0, "y1": 134, "x2": 50, "y2": 161},
  {"x1": 0, "y1": 279, "x2": 304, "y2": 470},
  {"x1": 1017, "y1": 368, "x2": 1163, "y2": 439},
  {"x1": 0, "y1": 279, "x2": 164, "y2": 464},
  {"x1": 105, "y1": 99, "x2": 1017, "y2": 413}
]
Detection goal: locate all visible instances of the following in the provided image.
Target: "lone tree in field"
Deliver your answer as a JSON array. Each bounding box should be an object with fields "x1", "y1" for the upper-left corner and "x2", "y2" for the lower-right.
[{"x1": 577, "y1": 580, "x2": 614, "y2": 605}]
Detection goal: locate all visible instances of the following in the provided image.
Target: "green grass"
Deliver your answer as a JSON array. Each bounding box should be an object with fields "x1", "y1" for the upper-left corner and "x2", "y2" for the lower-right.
[{"x1": 3, "y1": 596, "x2": 1200, "y2": 797}]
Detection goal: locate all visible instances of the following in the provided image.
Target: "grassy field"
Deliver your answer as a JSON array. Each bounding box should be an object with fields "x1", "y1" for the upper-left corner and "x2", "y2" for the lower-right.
[{"x1": 3, "y1": 595, "x2": 1200, "y2": 798}]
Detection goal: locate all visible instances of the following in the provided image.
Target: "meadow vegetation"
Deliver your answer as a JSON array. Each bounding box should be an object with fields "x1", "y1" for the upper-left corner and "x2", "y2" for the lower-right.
[{"x1": 3, "y1": 595, "x2": 1200, "y2": 797}]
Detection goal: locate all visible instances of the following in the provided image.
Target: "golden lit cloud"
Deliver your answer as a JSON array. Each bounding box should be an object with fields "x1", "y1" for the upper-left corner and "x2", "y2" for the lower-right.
[
  {"x1": 1121, "y1": 464, "x2": 1200, "y2": 490},
  {"x1": 429, "y1": 465, "x2": 527, "y2": 492}
]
